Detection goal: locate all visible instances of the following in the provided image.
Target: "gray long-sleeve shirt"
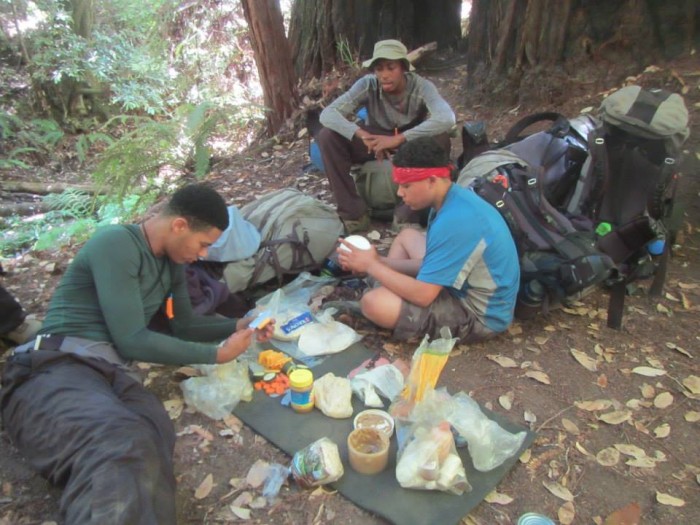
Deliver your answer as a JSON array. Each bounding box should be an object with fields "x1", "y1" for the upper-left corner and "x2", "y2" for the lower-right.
[{"x1": 319, "y1": 72, "x2": 455, "y2": 141}]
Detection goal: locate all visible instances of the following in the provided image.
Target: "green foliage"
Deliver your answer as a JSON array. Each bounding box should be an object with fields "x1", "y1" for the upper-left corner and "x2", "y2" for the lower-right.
[
  {"x1": 337, "y1": 37, "x2": 359, "y2": 69},
  {"x1": 91, "y1": 102, "x2": 230, "y2": 200},
  {"x1": 0, "y1": 111, "x2": 64, "y2": 168},
  {"x1": 0, "y1": 190, "x2": 154, "y2": 257}
]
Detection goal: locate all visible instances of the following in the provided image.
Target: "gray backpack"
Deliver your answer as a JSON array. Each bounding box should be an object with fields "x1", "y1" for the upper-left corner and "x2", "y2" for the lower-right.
[{"x1": 223, "y1": 189, "x2": 344, "y2": 293}]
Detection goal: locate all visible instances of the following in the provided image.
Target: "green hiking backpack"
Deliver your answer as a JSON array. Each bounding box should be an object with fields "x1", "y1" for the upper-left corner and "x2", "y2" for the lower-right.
[
  {"x1": 353, "y1": 159, "x2": 400, "y2": 221},
  {"x1": 223, "y1": 189, "x2": 344, "y2": 293}
]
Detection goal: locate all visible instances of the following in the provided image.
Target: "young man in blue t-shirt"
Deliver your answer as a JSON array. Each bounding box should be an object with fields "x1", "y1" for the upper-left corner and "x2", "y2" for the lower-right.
[{"x1": 338, "y1": 137, "x2": 519, "y2": 341}]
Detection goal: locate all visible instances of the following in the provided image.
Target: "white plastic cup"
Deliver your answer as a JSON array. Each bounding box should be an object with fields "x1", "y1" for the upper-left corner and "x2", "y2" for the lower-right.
[{"x1": 339, "y1": 235, "x2": 371, "y2": 252}]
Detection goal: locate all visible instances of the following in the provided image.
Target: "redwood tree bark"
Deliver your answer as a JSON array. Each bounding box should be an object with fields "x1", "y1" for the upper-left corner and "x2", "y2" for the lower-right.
[
  {"x1": 241, "y1": 0, "x2": 299, "y2": 135},
  {"x1": 289, "y1": 0, "x2": 462, "y2": 81},
  {"x1": 467, "y1": 0, "x2": 698, "y2": 105}
]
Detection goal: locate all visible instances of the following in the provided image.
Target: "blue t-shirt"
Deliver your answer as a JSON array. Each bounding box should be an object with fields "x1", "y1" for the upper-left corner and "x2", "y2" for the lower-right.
[{"x1": 417, "y1": 184, "x2": 519, "y2": 332}]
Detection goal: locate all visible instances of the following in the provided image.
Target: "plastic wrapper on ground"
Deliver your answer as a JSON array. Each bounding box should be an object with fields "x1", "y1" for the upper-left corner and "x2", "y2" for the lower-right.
[{"x1": 180, "y1": 359, "x2": 253, "y2": 420}]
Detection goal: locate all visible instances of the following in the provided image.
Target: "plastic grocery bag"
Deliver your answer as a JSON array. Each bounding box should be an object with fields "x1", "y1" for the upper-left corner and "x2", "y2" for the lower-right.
[
  {"x1": 351, "y1": 363, "x2": 405, "y2": 408},
  {"x1": 297, "y1": 308, "x2": 362, "y2": 357},
  {"x1": 447, "y1": 391, "x2": 527, "y2": 472},
  {"x1": 290, "y1": 437, "x2": 344, "y2": 488},
  {"x1": 180, "y1": 359, "x2": 253, "y2": 420},
  {"x1": 395, "y1": 418, "x2": 471, "y2": 495}
]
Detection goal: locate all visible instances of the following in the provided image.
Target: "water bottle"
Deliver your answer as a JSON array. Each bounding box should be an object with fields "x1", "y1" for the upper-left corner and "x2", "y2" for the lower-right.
[
  {"x1": 647, "y1": 237, "x2": 665, "y2": 256},
  {"x1": 320, "y1": 253, "x2": 343, "y2": 277}
]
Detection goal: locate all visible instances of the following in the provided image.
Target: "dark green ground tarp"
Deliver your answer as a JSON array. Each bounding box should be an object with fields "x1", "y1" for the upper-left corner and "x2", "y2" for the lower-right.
[{"x1": 234, "y1": 343, "x2": 535, "y2": 525}]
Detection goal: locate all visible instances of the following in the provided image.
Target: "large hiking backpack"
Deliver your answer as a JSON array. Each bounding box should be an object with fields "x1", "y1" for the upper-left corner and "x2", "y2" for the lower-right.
[
  {"x1": 563, "y1": 86, "x2": 689, "y2": 327},
  {"x1": 222, "y1": 189, "x2": 344, "y2": 293},
  {"x1": 457, "y1": 151, "x2": 615, "y2": 318}
]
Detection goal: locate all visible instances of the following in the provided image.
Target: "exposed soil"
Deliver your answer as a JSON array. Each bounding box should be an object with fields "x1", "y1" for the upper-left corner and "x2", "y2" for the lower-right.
[{"x1": 1, "y1": 53, "x2": 699, "y2": 525}]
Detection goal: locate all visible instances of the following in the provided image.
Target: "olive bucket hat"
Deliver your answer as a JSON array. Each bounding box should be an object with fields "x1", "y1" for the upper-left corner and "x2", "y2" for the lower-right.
[{"x1": 362, "y1": 39, "x2": 415, "y2": 71}]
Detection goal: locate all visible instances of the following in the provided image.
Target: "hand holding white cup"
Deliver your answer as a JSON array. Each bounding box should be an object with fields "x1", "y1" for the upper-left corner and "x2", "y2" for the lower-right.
[{"x1": 339, "y1": 235, "x2": 371, "y2": 252}]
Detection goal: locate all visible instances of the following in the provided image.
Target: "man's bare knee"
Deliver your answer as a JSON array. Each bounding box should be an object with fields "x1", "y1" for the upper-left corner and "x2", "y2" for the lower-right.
[{"x1": 360, "y1": 288, "x2": 401, "y2": 329}]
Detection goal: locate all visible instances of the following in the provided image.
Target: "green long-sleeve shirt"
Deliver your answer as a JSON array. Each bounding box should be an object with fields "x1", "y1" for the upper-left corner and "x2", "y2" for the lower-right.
[{"x1": 40, "y1": 224, "x2": 237, "y2": 365}]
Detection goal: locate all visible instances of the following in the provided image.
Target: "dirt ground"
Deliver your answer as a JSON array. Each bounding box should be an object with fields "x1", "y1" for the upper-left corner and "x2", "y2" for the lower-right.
[{"x1": 1, "y1": 53, "x2": 699, "y2": 525}]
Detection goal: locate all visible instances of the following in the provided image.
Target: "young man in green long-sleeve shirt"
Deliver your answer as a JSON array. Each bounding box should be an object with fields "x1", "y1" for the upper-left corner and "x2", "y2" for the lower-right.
[{"x1": 0, "y1": 184, "x2": 273, "y2": 524}]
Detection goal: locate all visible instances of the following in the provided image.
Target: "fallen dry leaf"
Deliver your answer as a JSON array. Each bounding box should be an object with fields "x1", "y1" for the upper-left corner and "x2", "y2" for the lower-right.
[
  {"x1": 664, "y1": 342, "x2": 692, "y2": 358},
  {"x1": 486, "y1": 354, "x2": 518, "y2": 368},
  {"x1": 519, "y1": 449, "x2": 532, "y2": 463},
  {"x1": 525, "y1": 370, "x2": 551, "y2": 384},
  {"x1": 246, "y1": 459, "x2": 270, "y2": 488},
  {"x1": 596, "y1": 374, "x2": 608, "y2": 388},
  {"x1": 653, "y1": 391, "x2": 673, "y2": 409},
  {"x1": 640, "y1": 384, "x2": 655, "y2": 399},
  {"x1": 484, "y1": 490, "x2": 513, "y2": 505},
  {"x1": 655, "y1": 492, "x2": 685, "y2": 507},
  {"x1": 163, "y1": 398, "x2": 183, "y2": 420},
  {"x1": 653, "y1": 423, "x2": 671, "y2": 438},
  {"x1": 543, "y1": 480, "x2": 574, "y2": 502},
  {"x1": 596, "y1": 447, "x2": 621, "y2": 466},
  {"x1": 229, "y1": 505, "x2": 251, "y2": 519},
  {"x1": 614, "y1": 444, "x2": 646, "y2": 458},
  {"x1": 562, "y1": 418, "x2": 580, "y2": 435},
  {"x1": 570, "y1": 348, "x2": 598, "y2": 372},
  {"x1": 598, "y1": 410, "x2": 632, "y2": 425},
  {"x1": 558, "y1": 501, "x2": 575, "y2": 525},
  {"x1": 194, "y1": 473, "x2": 214, "y2": 499},
  {"x1": 524, "y1": 410, "x2": 537, "y2": 424},
  {"x1": 684, "y1": 411, "x2": 700, "y2": 422},
  {"x1": 602, "y1": 502, "x2": 641, "y2": 525},
  {"x1": 575, "y1": 441, "x2": 593, "y2": 457},
  {"x1": 575, "y1": 399, "x2": 612, "y2": 411},
  {"x1": 632, "y1": 366, "x2": 666, "y2": 377},
  {"x1": 499, "y1": 391, "x2": 514, "y2": 410},
  {"x1": 682, "y1": 375, "x2": 700, "y2": 394},
  {"x1": 626, "y1": 457, "x2": 657, "y2": 468}
]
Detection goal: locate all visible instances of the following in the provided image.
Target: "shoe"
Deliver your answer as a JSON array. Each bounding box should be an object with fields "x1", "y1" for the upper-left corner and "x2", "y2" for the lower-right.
[
  {"x1": 321, "y1": 300, "x2": 363, "y2": 317},
  {"x1": 342, "y1": 214, "x2": 370, "y2": 234},
  {"x1": 391, "y1": 203, "x2": 428, "y2": 233},
  {"x1": 6, "y1": 319, "x2": 42, "y2": 345}
]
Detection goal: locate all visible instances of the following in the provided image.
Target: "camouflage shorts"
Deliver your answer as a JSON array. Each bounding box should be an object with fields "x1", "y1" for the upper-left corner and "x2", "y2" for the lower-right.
[{"x1": 393, "y1": 288, "x2": 495, "y2": 343}]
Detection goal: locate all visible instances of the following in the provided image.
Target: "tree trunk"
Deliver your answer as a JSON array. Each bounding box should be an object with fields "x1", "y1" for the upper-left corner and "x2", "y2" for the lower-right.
[
  {"x1": 467, "y1": 0, "x2": 698, "y2": 105},
  {"x1": 241, "y1": 0, "x2": 299, "y2": 136},
  {"x1": 289, "y1": 0, "x2": 462, "y2": 81},
  {"x1": 1, "y1": 181, "x2": 101, "y2": 195}
]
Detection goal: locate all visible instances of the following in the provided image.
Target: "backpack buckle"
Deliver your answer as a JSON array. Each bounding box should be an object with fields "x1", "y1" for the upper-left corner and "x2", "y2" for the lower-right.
[
  {"x1": 595, "y1": 138, "x2": 605, "y2": 145},
  {"x1": 527, "y1": 178, "x2": 537, "y2": 186},
  {"x1": 664, "y1": 157, "x2": 675, "y2": 165},
  {"x1": 496, "y1": 200, "x2": 505, "y2": 208}
]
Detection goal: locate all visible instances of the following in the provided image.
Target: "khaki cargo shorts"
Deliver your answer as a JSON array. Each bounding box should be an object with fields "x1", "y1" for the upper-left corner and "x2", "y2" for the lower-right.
[{"x1": 393, "y1": 288, "x2": 495, "y2": 343}]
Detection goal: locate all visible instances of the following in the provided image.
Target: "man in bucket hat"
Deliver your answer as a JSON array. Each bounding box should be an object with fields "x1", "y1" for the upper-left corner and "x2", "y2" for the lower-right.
[
  {"x1": 337, "y1": 137, "x2": 519, "y2": 342},
  {"x1": 317, "y1": 39, "x2": 455, "y2": 233}
]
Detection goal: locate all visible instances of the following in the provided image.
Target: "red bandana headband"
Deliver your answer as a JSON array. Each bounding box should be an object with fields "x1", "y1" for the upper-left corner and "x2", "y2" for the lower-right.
[{"x1": 392, "y1": 166, "x2": 452, "y2": 184}]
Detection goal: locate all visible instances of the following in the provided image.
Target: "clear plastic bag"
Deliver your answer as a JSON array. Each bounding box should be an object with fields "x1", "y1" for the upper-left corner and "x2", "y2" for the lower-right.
[
  {"x1": 297, "y1": 308, "x2": 362, "y2": 357},
  {"x1": 313, "y1": 373, "x2": 353, "y2": 418},
  {"x1": 180, "y1": 359, "x2": 253, "y2": 420},
  {"x1": 290, "y1": 437, "x2": 344, "y2": 488},
  {"x1": 351, "y1": 363, "x2": 405, "y2": 408},
  {"x1": 395, "y1": 419, "x2": 471, "y2": 495},
  {"x1": 447, "y1": 391, "x2": 527, "y2": 472},
  {"x1": 399, "y1": 327, "x2": 457, "y2": 404},
  {"x1": 252, "y1": 273, "x2": 337, "y2": 361}
]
